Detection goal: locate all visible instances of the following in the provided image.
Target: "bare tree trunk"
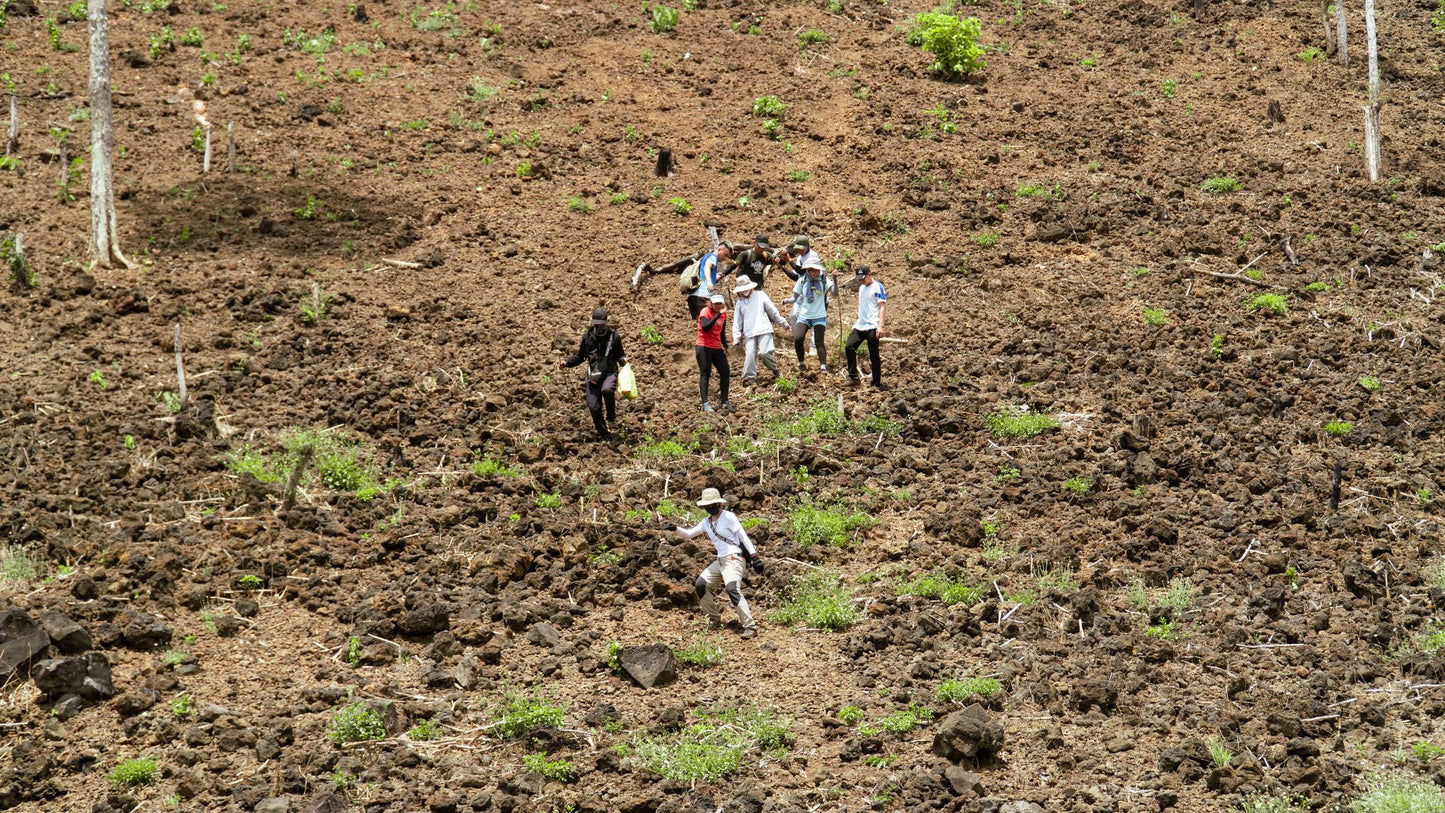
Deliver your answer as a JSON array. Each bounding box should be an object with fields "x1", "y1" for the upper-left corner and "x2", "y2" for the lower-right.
[
  {"x1": 87, "y1": 0, "x2": 132, "y2": 269},
  {"x1": 1362, "y1": 0, "x2": 1381, "y2": 182},
  {"x1": 1336, "y1": 0, "x2": 1349, "y2": 66}
]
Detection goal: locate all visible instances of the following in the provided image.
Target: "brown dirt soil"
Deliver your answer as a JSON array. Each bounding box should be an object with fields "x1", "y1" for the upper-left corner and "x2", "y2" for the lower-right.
[{"x1": 3, "y1": 0, "x2": 1445, "y2": 812}]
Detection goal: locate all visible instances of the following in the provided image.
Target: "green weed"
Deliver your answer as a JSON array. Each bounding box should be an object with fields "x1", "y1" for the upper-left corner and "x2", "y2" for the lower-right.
[
  {"x1": 673, "y1": 635, "x2": 724, "y2": 668},
  {"x1": 1325, "y1": 421, "x2": 1353, "y2": 437},
  {"x1": 470, "y1": 456, "x2": 520, "y2": 478},
  {"x1": 1246, "y1": 293, "x2": 1287, "y2": 315},
  {"x1": 896, "y1": 573, "x2": 985, "y2": 606},
  {"x1": 1142, "y1": 307, "x2": 1169, "y2": 326},
  {"x1": 1062, "y1": 476, "x2": 1092, "y2": 496},
  {"x1": 0, "y1": 546, "x2": 39, "y2": 583},
  {"x1": 329, "y1": 701, "x2": 386, "y2": 744},
  {"x1": 1348, "y1": 769, "x2": 1445, "y2": 811},
  {"x1": 523, "y1": 752, "x2": 577, "y2": 782},
  {"x1": 648, "y1": 5, "x2": 679, "y2": 33},
  {"x1": 1358, "y1": 375, "x2": 1381, "y2": 392},
  {"x1": 907, "y1": 12, "x2": 985, "y2": 79},
  {"x1": 641, "y1": 325, "x2": 663, "y2": 344},
  {"x1": 407, "y1": 718, "x2": 442, "y2": 740},
  {"x1": 1201, "y1": 176, "x2": 1242, "y2": 194},
  {"x1": 770, "y1": 570, "x2": 859, "y2": 631},
  {"x1": 752, "y1": 95, "x2": 787, "y2": 117},
  {"x1": 787, "y1": 497, "x2": 874, "y2": 547},
  {"x1": 936, "y1": 677, "x2": 1003, "y2": 703},
  {"x1": 490, "y1": 689, "x2": 565, "y2": 740},
  {"x1": 109, "y1": 759, "x2": 158, "y2": 787},
  {"x1": 983, "y1": 406, "x2": 1060, "y2": 438}
]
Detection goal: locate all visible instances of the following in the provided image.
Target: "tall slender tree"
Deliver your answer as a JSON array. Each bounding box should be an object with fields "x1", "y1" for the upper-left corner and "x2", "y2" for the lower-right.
[{"x1": 88, "y1": 0, "x2": 132, "y2": 268}]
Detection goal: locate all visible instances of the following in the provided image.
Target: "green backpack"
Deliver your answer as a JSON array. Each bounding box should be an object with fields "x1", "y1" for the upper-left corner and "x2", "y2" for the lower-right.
[{"x1": 678, "y1": 256, "x2": 703, "y2": 296}]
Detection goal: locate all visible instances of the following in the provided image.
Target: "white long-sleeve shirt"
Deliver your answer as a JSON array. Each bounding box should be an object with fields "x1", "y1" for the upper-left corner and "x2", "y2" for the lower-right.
[
  {"x1": 678, "y1": 511, "x2": 757, "y2": 559},
  {"x1": 731, "y1": 291, "x2": 788, "y2": 343}
]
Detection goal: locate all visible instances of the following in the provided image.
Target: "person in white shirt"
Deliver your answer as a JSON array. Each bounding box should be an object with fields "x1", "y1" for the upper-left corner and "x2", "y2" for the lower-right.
[
  {"x1": 674, "y1": 488, "x2": 763, "y2": 639},
  {"x1": 730, "y1": 275, "x2": 790, "y2": 381},
  {"x1": 845, "y1": 265, "x2": 888, "y2": 389}
]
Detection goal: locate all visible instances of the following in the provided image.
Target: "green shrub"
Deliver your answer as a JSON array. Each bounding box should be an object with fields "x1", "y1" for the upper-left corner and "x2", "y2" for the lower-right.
[
  {"x1": 590, "y1": 544, "x2": 624, "y2": 566},
  {"x1": 1201, "y1": 176, "x2": 1242, "y2": 193},
  {"x1": 798, "y1": 28, "x2": 827, "y2": 48},
  {"x1": 837, "y1": 705, "x2": 865, "y2": 725},
  {"x1": 1142, "y1": 307, "x2": 1168, "y2": 327},
  {"x1": 983, "y1": 406, "x2": 1060, "y2": 438},
  {"x1": 1246, "y1": 293, "x2": 1288, "y2": 315},
  {"x1": 971, "y1": 230, "x2": 1000, "y2": 247},
  {"x1": 1125, "y1": 576, "x2": 1195, "y2": 614},
  {"x1": 491, "y1": 689, "x2": 564, "y2": 739},
  {"x1": 649, "y1": 5, "x2": 679, "y2": 33},
  {"x1": 1358, "y1": 375, "x2": 1381, "y2": 392},
  {"x1": 641, "y1": 325, "x2": 664, "y2": 344},
  {"x1": 771, "y1": 570, "x2": 859, "y2": 631},
  {"x1": 631, "y1": 723, "x2": 749, "y2": 781},
  {"x1": 1062, "y1": 476, "x2": 1092, "y2": 496},
  {"x1": 1325, "y1": 420, "x2": 1353, "y2": 437},
  {"x1": 407, "y1": 718, "x2": 442, "y2": 740},
  {"x1": 896, "y1": 573, "x2": 985, "y2": 606},
  {"x1": 1348, "y1": 769, "x2": 1445, "y2": 812},
  {"x1": 471, "y1": 456, "x2": 520, "y2": 477},
  {"x1": 567, "y1": 196, "x2": 594, "y2": 213},
  {"x1": 329, "y1": 702, "x2": 386, "y2": 744},
  {"x1": 936, "y1": 677, "x2": 1002, "y2": 703},
  {"x1": 0, "y1": 546, "x2": 39, "y2": 583},
  {"x1": 787, "y1": 497, "x2": 874, "y2": 547},
  {"x1": 908, "y1": 13, "x2": 985, "y2": 79},
  {"x1": 283, "y1": 28, "x2": 336, "y2": 54},
  {"x1": 523, "y1": 752, "x2": 578, "y2": 782},
  {"x1": 635, "y1": 437, "x2": 698, "y2": 459},
  {"x1": 872, "y1": 703, "x2": 933, "y2": 734},
  {"x1": 752, "y1": 95, "x2": 786, "y2": 117},
  {"x1": 109, "y1": 758, "x2": 158, "y2": 787},
  {"x1": 673, "y1": 635, "x2": 724, "y2": 668}
]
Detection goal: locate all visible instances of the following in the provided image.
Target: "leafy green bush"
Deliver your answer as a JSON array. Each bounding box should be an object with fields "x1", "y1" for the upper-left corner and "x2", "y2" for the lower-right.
[
  {"x1": 797, "y1": 28, "x2": 827, "y2": 48},
  {"x1": 109, "y1": 758, "x2": 158, "y2": 787},
  {"x1": 936, "y1": 677, "x2": 1003, "y2": 703},
  {"x1": 869, "y1": 704, "x2": 933, "y2": 735},
  {"x1": 908, "y1": 13, "x2": 985, "y2": 79},
  {"x1": 1325, "y1": 421, "x2": 1354, "y2": 437},
  {"x1": 329, "y1": 702, "x2": 386, "y2": 744},
  {"x1": 787, "y1": 497, "x2": 874, "y2": 546},
  {"x1": 1142, "y1": 307, "x2": 1169, "y2": 327},
  {"x1": 752, "y1": 95, "x2": 787, "y2": 117},
  {"x1": 1247, "y1": 293, "x2": 1288, "y2": 315},
  {"x1": 670, "y1": 197, "x2": 692, "y2": 216},
  {"x1": 771, "y1": 570, "x2": 859, "y2": 631},
  {"x1": 524, "y1": 752, "x2": 578, "y2": 782},
  {"x1": 896, "y1": 573, "x2": 985, "y2": 606},
  {"x1": 983, "y1": 406, "x2": 1060, "y2": 438},
  {"x1": 837, "y1": 705, "x2": 865, "y2": 725},
  {"x1": 649, "y1": 5, "x2": 679, "y2": 33},
  {"x1": 492, "y1": 689, "x2": 564, "y2": 739},
  {"x1": 1062, "y1": 476, "x2": 1092, "y2": 496}
]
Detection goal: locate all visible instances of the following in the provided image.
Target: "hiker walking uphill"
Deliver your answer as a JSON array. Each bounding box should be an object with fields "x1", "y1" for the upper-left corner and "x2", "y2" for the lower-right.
[
  {"x1": 675, "y1": 488, "x2": 763, "y2": 639},
  {"x1": 845, "y1": 265, "x2": 888, "y2": 389},
  {"x1": 685, "y1": 243, "x2": 731, "y2": 320},
  {"x1": 559, "y1": 308, "x2": 627, "y2": 440},
  {"x1": 731, "y1": 275, "x2": 790, "y2": 381},
  {"x1": 786, "y1": 261, "x2": 836, "y2": 374},
  {"x1": 695, "y1": 293, "x2": 733, "y2": 413}
]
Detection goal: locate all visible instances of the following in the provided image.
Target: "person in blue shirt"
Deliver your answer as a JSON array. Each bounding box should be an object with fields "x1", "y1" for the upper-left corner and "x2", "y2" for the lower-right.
[
  {"x1": 786, "y1": 261, "x2": 836, "y2": 373},
  {"x1": 845, "y1": 265, "x2": 888, "y2": 389},
  {"x1": 688, "y1": 244, "x2": 732, "y2": 320}
]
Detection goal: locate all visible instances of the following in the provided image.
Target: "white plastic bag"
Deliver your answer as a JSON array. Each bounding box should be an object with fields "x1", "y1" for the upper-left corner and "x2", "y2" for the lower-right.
[{"x1": 617, "y1": 364, "x2": 638, "y2": 399}]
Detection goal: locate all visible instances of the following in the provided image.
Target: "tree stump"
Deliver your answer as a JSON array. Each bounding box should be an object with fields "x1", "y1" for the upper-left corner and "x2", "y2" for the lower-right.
[{"x1": 654, "y1": 147, "x2": 673, "y2": 178}]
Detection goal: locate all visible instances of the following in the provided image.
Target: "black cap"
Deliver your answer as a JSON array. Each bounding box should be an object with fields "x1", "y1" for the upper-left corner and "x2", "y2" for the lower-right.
[
  {"x1": 591, "y1": 308, "x2": 608, "y2": 325},
  {"x1": 755, "y1": 234, "x2": 771, "y2": 250},
  {"x1": 855, "y1": 265, "x2": 872, "y2": 279}
]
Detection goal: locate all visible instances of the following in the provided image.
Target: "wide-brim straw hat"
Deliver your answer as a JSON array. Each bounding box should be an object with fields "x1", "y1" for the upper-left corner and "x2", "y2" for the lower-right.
[
  {"x1": 734, "y1": 275, "x2": 758, "y2": 294},
  {"x1": 696, "y1": 487, "x2": 727, "y2": 506}
]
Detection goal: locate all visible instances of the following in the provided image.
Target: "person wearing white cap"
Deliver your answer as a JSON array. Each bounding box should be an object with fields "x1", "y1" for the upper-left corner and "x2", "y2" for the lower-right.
[
  {"x1": 730, "y1": 275, "x2": 790, "y2": 382},
  {"x1": 694, "y1": 292, "x2": 732, "y2": 413},
  {"x1": 675, "y1": 488, "x2": 763, "y2": 639},
  {"x1": 784, "y1": 261, "x2": 836, "y2": 374}
]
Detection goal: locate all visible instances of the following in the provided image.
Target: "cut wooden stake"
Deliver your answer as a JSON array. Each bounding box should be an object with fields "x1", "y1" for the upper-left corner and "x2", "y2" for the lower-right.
[
  {"x1": 173, "y1": 323, "x2": 189, "y2": 409},
  {"x1": 1363, "y1": 0, "x2": 1381, "y2": 182},
  {"x1": 202, "y1": 123, "x2": 212, "y2": 172},
  {"x1": 226, "y1": 122, "x2": 235, "y2": 172},
  {"x1": 5, "y1": 95, "x2": 16, "y2": 157},
  {"x1": 629, "y1": 262, "x2": 650, "y2": 291},
  {"x1": 281, "y1": 445, "x2": 315, "y2": 511},
  {"x1": 1335, "y1": 0, "x2": 1349, "y2": 66},
  {"x1": 381, "y1": 258, "x2": 422, "y2": 269}
]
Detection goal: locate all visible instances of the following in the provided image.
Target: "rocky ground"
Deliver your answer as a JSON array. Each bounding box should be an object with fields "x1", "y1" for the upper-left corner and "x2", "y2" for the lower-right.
[{"x1": 3, "y1": 0, "x2": 1445, "y2": 812}]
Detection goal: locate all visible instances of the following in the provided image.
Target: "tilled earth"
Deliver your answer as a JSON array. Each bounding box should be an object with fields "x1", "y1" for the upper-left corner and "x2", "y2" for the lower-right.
[{"x1": 3, "y1": 0, "x2": 1445, "y2": 812}]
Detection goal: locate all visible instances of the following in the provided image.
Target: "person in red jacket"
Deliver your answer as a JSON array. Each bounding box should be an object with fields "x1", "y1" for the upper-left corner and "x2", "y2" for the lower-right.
[{"x1": 695, "y1": 293, "x2": 732, "y2": 413}]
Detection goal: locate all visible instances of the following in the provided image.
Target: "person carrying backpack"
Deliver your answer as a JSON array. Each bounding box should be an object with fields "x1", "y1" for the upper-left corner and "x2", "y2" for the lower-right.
[
  {"x1": 558, "y1": 307, "x2": 627, "y2": 440},
  {"x1": 785, "y1": 261, "x2": 836, "y2": 374},
  {"x1": 675, "y1": 488, "x2": 764, "y2": 639},
  {"x1": 695, "y1": 293, "x2": 732, "y2": 413},
  {"x1": 686, "y1": 243, "x2": 732, "y2": 320}
]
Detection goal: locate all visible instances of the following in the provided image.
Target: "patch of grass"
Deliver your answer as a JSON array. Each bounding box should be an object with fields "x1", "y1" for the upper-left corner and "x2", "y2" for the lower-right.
[
  {"x1": 1358, "y1": 375, "x2": 1381, "y2": 392},
  {"x1": 936, "y1": 677, "x2": 1003, "y2": 704},
  {"x1": 407, "y1": 718, "x2": 442, "y2": 741},
  {"x1": 798, "y1": 28, "x2": 827, "y2": 48},
  {"x1": 770, "y1": 570, "x2": 859, "y2": 631},
  {"x1": 995, "y1": 464, "x2": 1021, "y2": 482},
  {"x1": 1142, "y1": 307, "x2": 1168, "y2": 327},
  {"x1": 471, "y1": 455, "x2": 520, "y2": 478},
  {"x1": 1348, "y1": 769, "x2": 1445, "y2": 811},
  {"x1": 329, "y1": 702, "x2": 386, "y2": 744},
  {"x1": 109, "y1": 758, "x2": 158, "y2": 787},
  {"x1": 523, "y1": 752, "x2": 577, "y2": 782},
  {"x1": 1036, "y1": 564, "x2": 1078, "y2": 593},
  {"x1": 673, "y1": 635, "x2": 724, "y2": 668},
  {"x1": 635, "y1": 437, "x2": 698, "y2": 459},
  {"x1": 1206, "y1": 736, "x2": 1232, "y2": 768},
  {"x1": 1015, "y1": 182, "x2": 1053, "y2": 198},
  {"x1": 1, "y1": 546, "x2": 39, "y2": 583},
  {"x1": 1417, "y1": 621, "x2": 1445, "y2": 657},
  {"x1": 869, "y1": 704, "x2": 933, "y2": 735},
  {"x1": 1411, "y1": 741, "x2": 1445, "y2": 762},
  {"x1": 971, "y1": 230, "x2": 1000, "y2": 247},
  {"x1": 1062, "y1": 476, "x2": 1092, "y2": 496},
  {"x1": 983, "y1": 406, "x2": 1060, "y2": 439},
  {"x1": 1125, "y1": 576, "x2": 1195, "y2": 614},
  {"x1": 1424, "y1": 556, "x2": 1445, "y2": 591},
  {"x1": 1237, "y1": 795, "x2": 1311, "y2": 813},
  {"x1": 283, "y1": 28, "x2": 336, "y2": 54},
  {"x1": 567, "y1": 196, "x2": 594, "y2": 213},
  {"x1": 1246, "y1": 292, "x2": 1288, "y2": 315},
  {"x1": 775, "y1": 376, "x2": 798, "y2": 395},
  {"x1": 534, "y1": 492, "x2": 562, "y2": 510},
  {"x1": 787, "y1": 497, "x2": 874, "y2": 547},
  {"x1": 896, "y1": 573, "x2": 985, "y2": 606},
  {"x1": 491, "y1": 689, "x2": 565, "y2": 740},
  {"x1": 1145, "y1": 620, "x2": 1180, "y2": 640},
  {"x1": 1325, "y1": 421, "x2": 1354, "y2": 437},
  {"x1": 1201, "y1": 176, "x2": 1242, "y2": 194}
]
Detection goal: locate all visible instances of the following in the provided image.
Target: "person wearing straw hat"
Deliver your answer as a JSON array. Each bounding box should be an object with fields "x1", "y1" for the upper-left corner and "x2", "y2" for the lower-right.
[
  {"x1": 730, "y1": 274, "x2": 790, "y2": 382},
  {"x1": 558, "y1": 307, "x2": 627, "y2": 440},
  {"x1": 675, "y1": 488, "x2": 763, "y2": 639}
]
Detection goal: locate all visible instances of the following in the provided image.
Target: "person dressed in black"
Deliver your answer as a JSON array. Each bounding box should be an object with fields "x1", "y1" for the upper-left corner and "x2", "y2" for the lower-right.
[{"x1": 559, "y1": 308, "x2": 627, "y2": 440}]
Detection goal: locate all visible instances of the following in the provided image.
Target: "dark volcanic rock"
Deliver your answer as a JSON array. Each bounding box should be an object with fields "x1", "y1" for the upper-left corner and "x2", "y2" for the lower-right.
[
  {"x1": 932, "y1": 704, "x2": 1005, "y2": 762},
  {"x1": 0, "y1": 608, "x2": 50, "y2": 683},
  {"x1": 618, "y1": 644, "x2": 678, "y2": 690}
]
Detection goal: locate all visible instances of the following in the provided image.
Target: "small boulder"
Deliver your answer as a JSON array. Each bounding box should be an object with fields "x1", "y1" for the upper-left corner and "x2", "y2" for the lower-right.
[
  {"x1": 618, "y1": 644, "x2": 678, "y2": 690},
  {"x1": 0, "y1": 608, "x2": 50, "y2": 682},
  {"x1": 932, "y1": 704, "x2": 1004, "y2": 762},
  {"x1": 40, "y1": 611, "x2": 91, "y2": 654}
]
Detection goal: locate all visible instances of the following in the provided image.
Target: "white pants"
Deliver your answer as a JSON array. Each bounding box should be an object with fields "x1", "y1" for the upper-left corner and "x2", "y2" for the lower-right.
[
  {"x1": 696, "y1": 555, "x2": 755, "y2": 630},
  {"x1": 740, "y1": 334, "x2": 778, "y2": 379}
]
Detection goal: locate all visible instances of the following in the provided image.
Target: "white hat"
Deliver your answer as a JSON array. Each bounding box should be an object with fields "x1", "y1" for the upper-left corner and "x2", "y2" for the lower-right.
[
  {"x1": 710, "y1": 293, "x2": 725, "y2": 304},
  {"x1": 734, "y1": 275, "x2": 758, "y2": 294},
  {"x1": 803, "y1": 259, "x2": 826, "y2": 272},
  {"x1": 695, "y1": 487, "x2": 727, "y2": 507}
]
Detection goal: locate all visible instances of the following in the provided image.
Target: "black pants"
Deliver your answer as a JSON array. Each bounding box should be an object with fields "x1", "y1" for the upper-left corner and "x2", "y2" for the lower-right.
[
  {"x1": 793, "y1": 322, "x2": 827, "y2": 368},
  {"x1": 584, "y1": 374, "x2": 617, "y2": 437},
  {"x1": 688, "y1": 295, "x2": 709, "y2": 320},
  {"x1": 695, "y1": 346, "x2": 729, "y2": 404},
  {"x1": 846, "y1": 329, "x2": 881, "y2": 385}
]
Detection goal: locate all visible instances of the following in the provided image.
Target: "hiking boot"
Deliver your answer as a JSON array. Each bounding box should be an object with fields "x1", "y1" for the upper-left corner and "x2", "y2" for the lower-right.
[
  {"x1": 741, "y1": 628, "x2": 757, "y2": 640},
  {"x1": 819, "y1": 364, "x2": 829, "y2": 374},
  {"x1": 847, "y1": 376, "x2": 862, "y2": 386},
  {"x1": 870, "y1": 382, "x2": 889, "y2": 391},
  {"x1": 722, "y1": 401, "x2": 736, "y2": 414},
  {"x1": 705, "y1": 616, "x2": 723, "y2": 631},
  {"x1": 701, "y1": 401, "x2": 714, "y2": 413}
]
